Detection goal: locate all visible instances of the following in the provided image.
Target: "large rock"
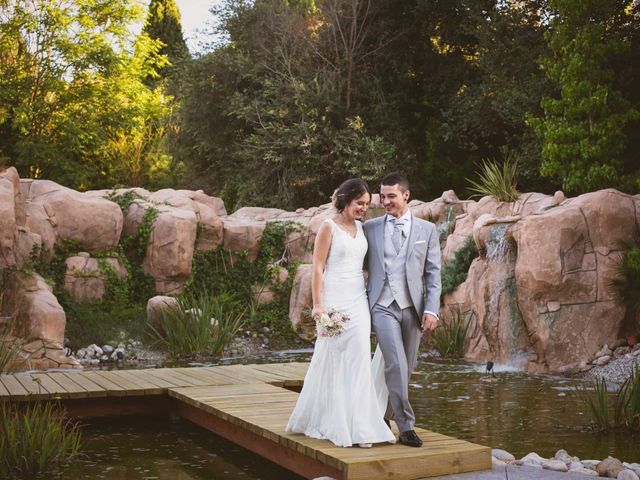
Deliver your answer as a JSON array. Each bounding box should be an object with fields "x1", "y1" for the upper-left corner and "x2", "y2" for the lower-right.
[
  {"x1": 511, "y1": 189, "x2": 634, "y2": 371},
  {"x1": 443, "y1": 189, "x2": 639, "y2": 372},
  {"x1": 146, "y1": 295, "x2": 179, "y2": 329},
  {"x1": 64, "y1": 253, "x2": 128, "y2": 302},
  {"x1": 2, "y1": 271, "x2": 66, "y2": 344},
  {"x1": 20, "y1": 179, "x2": 123, "y2": 253},
  {"x1": 289, "y1": 264, "x2": 315, "y2": 340},
  {"x1": 144, "y1": 206, "x2": 198, "y2": 293},
  {"x1": 0, "y1": 167, "x2": 21, "y2": 268}
]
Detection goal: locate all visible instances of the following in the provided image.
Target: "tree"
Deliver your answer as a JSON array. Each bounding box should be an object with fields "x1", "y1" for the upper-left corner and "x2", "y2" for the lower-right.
[
  {"x1": 142, "y1": 0, "x2": 190, "y2": 83},
  {"x1": 0, "y1": 0, "x2": 172, "y2": 189},
  {"x1": 529, "y1": 0, "x2": 640, "y2": 194}
]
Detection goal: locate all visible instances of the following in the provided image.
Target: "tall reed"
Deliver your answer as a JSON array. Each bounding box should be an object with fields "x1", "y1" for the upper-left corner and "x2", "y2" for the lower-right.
[
  {"x1": 151, "y1": 291, "x2": 245, "y2": 358},
  {"x1": 578, "y1": 366, "x2": 640, "y2": 432},
  {"x1": 431, "y1": 309, "x2": 470, "y2": 358},
  {"x1": 0, "y1": 401, "x2": 82, "y2": 478}
]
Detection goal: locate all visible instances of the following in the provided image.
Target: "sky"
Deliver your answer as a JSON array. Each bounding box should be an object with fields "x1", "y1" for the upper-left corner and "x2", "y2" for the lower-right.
[{"x1": 174, "y1": 0, "x2": 223, "y2": 53}]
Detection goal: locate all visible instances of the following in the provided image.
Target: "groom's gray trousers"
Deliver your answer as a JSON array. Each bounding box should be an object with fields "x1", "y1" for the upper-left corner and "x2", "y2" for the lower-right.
[{"x1": 372, "y1": 301, "x2": 421, "y2": 433}]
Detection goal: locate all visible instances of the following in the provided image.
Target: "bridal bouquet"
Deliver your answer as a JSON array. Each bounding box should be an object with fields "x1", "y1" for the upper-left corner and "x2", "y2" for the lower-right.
[{"x1": 315, "y1": 310, "x2": 350, "y2": 337}]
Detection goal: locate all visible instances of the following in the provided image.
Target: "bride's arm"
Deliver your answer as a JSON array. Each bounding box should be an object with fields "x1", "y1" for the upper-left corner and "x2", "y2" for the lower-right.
[{"x1": 311, "y1": 221, "x2": 332, "y2": 318}]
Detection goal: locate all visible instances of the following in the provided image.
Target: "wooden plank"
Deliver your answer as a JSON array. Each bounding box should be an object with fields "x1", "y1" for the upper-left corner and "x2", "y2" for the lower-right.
[
  {"x1": 45, "y1": 373, "x2": 88, "y2": 398},
  {"x1": 0, "y1": 374, "x2": 31, "y2": 399},
  {"x1": 63, "y1": 373, "x2": 108, "y2": 398},
  {"x1": 94, "y1": 371, "x2": 147, "y2": 395},
  {"x1": 114, "y1": 370, "x2": 165, "y2": 394},
  {"x1": 0, "y1": 376, "x2": 10, "y2": 397},
  {"x1": 81, "y1": 371, "x2": 127, "y2": 396},
  {"x1": 186, "y1": 367, "x2": 247, "y2": 385},
  {"x1": 13, "y1": 373, "x2": 53, "y2": 399},
  {"x1": 144, "y1": 368, "x2": 204, "y2": 387},
  {"x1": 124, "y1": 368, "x2": 180, "y2": 389},
  {"x1": 157, "y1": 368, "x2": 212, "y2": 386},
  {"x1": 28, "y1": 373, "x2": 68, "y2": 397}
]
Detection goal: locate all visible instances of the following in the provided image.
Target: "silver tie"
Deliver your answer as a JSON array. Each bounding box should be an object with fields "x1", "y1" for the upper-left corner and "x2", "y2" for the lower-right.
[{"x1": 391, "y1": 218, "x2": 405, "y2": 253}]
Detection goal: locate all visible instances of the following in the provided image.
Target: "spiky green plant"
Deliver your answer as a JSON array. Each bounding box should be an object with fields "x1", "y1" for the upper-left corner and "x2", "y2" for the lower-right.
[
  {"x1": 579, "y1": 376, "x2": 611, "y2": 430},
  {"x1": 466, "y1": 155, "x2": 519, "y2": 202},
  {"x1": 150, "y1": 291, "x2": 245, "y2": 358},
  {"x1": 616, "y1": 365, "x2": 640, "y2": 431},
  {"x1": 610, "y1": 239, "x2": 640, "y2": 318},
  {"x1": 0, "y1": 402, "x2": 82, "y2": 478},
  {"x1": 431, "y1": 309, "x2": 470, "y2": 358}
]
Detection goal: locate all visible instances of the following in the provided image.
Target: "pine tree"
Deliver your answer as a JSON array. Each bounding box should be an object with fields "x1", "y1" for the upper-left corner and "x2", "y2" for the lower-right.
[{"x1": 143, "y1": 0, "x2": 190, "y2": 81}]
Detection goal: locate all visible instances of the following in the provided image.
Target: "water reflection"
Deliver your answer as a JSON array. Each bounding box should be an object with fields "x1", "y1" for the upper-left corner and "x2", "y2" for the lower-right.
[
  {"x1": 410, "y1": 356, "x2": 640, "y2": 462},
  {"x1": 63, "y1": 352, "x2": 639, "y2": 479}
]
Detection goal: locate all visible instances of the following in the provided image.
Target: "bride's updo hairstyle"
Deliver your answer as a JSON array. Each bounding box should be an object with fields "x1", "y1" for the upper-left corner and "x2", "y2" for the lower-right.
[{"x1": 331, "y1": 178, "x2": 371, "y2": 213}]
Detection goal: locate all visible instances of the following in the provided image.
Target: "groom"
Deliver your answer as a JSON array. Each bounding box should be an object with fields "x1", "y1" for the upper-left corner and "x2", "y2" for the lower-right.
[{"x1": 364, "y1": 172, "x2": 441, "y2": 447}]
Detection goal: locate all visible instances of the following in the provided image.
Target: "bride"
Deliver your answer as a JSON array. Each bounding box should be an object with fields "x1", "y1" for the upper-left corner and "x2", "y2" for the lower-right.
[{"x1": 285, "y1": 178, "x2": 395, "y2": 448}]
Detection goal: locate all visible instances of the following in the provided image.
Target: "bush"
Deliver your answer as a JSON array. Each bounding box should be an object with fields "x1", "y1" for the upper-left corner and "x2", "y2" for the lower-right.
[
  {"x1": 0, "y1": 402, "x2": 82, "y2": 478},
  {"x1": 441, "y1": 236, "x2": 479, "y2": 296},
  {"x1": 466, "y1": 152, "x2": 519, "y2": 202},
  {"x1": 150, "y1": 291, "x2": 245, "y2": 358}
]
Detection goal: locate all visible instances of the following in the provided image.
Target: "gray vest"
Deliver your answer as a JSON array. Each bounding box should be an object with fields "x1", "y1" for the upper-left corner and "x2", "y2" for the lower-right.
[{"x1": 375, "y1": 223, "x2": 412, "y2": 309}]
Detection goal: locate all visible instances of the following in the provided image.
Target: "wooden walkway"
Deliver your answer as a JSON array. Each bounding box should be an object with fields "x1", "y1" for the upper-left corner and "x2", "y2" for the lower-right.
[{"x1": 0, "y1": 363, "x2": 491, "y2": 479}]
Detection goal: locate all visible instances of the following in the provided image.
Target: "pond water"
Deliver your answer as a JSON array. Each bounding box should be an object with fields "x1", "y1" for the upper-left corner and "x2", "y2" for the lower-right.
[{"x1": 62, "y1": 350, "x2": 639, "y2": 479}]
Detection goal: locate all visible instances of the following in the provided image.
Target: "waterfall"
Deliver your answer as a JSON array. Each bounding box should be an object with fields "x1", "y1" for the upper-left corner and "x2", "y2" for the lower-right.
[{"x1": 486, "y1": 224, "x2": 510, "y2": 260}]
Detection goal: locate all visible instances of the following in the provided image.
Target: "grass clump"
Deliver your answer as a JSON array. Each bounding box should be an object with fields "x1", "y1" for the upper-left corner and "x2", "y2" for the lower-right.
[
  {"x1": 151, "y1": 291, "x2": 245, "y2": 359},
  {"x1": 431, "y1": 308, "x2": 470, "y2": 358},
  {"x1": 0, "y1": 402, "x2": 82, "y2": 478},
  {"x1": 578, "y1": 366, "x2": 640, "y2": 432},
  {"x1": 441, "y1": 236, "x2": 479, "y2": 297},
  {"x1": 467, "y1": 153, "x2": 519, "y2": 202}
]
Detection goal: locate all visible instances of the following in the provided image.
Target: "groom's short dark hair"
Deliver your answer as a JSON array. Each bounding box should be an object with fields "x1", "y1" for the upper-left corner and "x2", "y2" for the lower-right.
[{"x1": 381, "y1": 172, "x2": 409, "y2": 192}]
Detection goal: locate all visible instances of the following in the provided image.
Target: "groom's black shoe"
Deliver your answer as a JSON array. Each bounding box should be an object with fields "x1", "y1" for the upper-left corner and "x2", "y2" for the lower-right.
[{"x1": 399, "y1": 430, "x2": 423, "y2": 447}]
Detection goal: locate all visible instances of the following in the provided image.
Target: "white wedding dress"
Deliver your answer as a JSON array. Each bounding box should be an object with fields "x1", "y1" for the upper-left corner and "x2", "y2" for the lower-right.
[{"x1": 286, "y1": 218, "x2": 396, "y2": 447}]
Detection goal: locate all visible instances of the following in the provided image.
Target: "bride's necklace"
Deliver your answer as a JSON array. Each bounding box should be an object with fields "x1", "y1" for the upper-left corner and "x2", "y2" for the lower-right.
[{"x1": 334, "y1": 215, "x2": 356, "y2": 236}]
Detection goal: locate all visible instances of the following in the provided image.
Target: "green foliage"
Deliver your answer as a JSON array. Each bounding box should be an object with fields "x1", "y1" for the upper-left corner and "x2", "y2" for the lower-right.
[
  {"x1": 610, "y1": 239, "x2": 640, "y2": 317},
  {"x1": 441, "y1": 237, "x2": 479, "y2": 296},
  {"x1": 0, "y1": 0, "x2": 173, "y2": 189},
  {"x1": 529, "y1": 0, "x2": 640, "y2": 194},
  {"x1": 26, "y1": 196, "x2": 160, "y2": 347},
  {"x1": 150, "y1": 291, "x2": 244, "y2": 358},
  {"x1": 186, "y1": 221, "x2": 302, "y2": 343},
  {"x1": 0, "y1": 402, "x2": 82, "y2": 478},
  {"x1": 466, "y1": 152, "x2": 519, "y2": 202},
  {"x1": 431, "y1": 308, "x2": 470, "y2": 358},
  {"x1": 579, "y1": 367, "x2": 640, "y2": 432}
]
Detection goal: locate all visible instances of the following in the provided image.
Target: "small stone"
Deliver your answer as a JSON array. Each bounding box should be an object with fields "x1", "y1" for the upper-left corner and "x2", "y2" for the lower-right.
[
  {"x1": 554, "y1": 449, "x2": 578, "y2": 466},
  {"x1": 89, "y1": 359, "x2": 100, "y2": 366},
  {"x1": 614, "y1": 346, "x2": 631, "y2": 358},
  {"x1": 260, "y1": 326, "x2": 270, "y2": 334},
  {"x1": 572, "y1": 467, "x2": 599, "y2": 476},
  {"x1": 100, "y1": 354, "x2": 109, "y2": 362},
  {"x1": 618, "y1": 470, "x2": 640, "y2": 480},
  {"x1": 543, "y1": 459, "x2": 569, "y2": 472},
  {"x1": 570, "y1": 461, "x2": 584, "y2": 471},
  {"x1": 492, "y1": 448, "x2": 515, "y2": 462},
  {"x1": 582, "y1": 460, "x2": 600, "y2": 470},
  {"x1": 518, "y1": 452, "x2": 546, "y2": 467},
  {"x1": 102, "y1": 344, "x2": 114, "y2": 354},
  {"x1": 597, "y1": 456, "x2": 625, "y2": 478},
  {"x1": 595, "y1": 355, "x2": 611, "y2": 366},
  {"x1": 492, "y1": 457, "x2": 507, "y2": 467},
  {"x1": 596, "y1": 344, "x2": 613, "y2": 357}
]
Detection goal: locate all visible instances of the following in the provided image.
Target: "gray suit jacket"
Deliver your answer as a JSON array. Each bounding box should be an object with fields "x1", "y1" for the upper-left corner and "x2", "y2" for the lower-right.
[{"x1": 364, "y1": 214, "x2": 442, "y2": 318}]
